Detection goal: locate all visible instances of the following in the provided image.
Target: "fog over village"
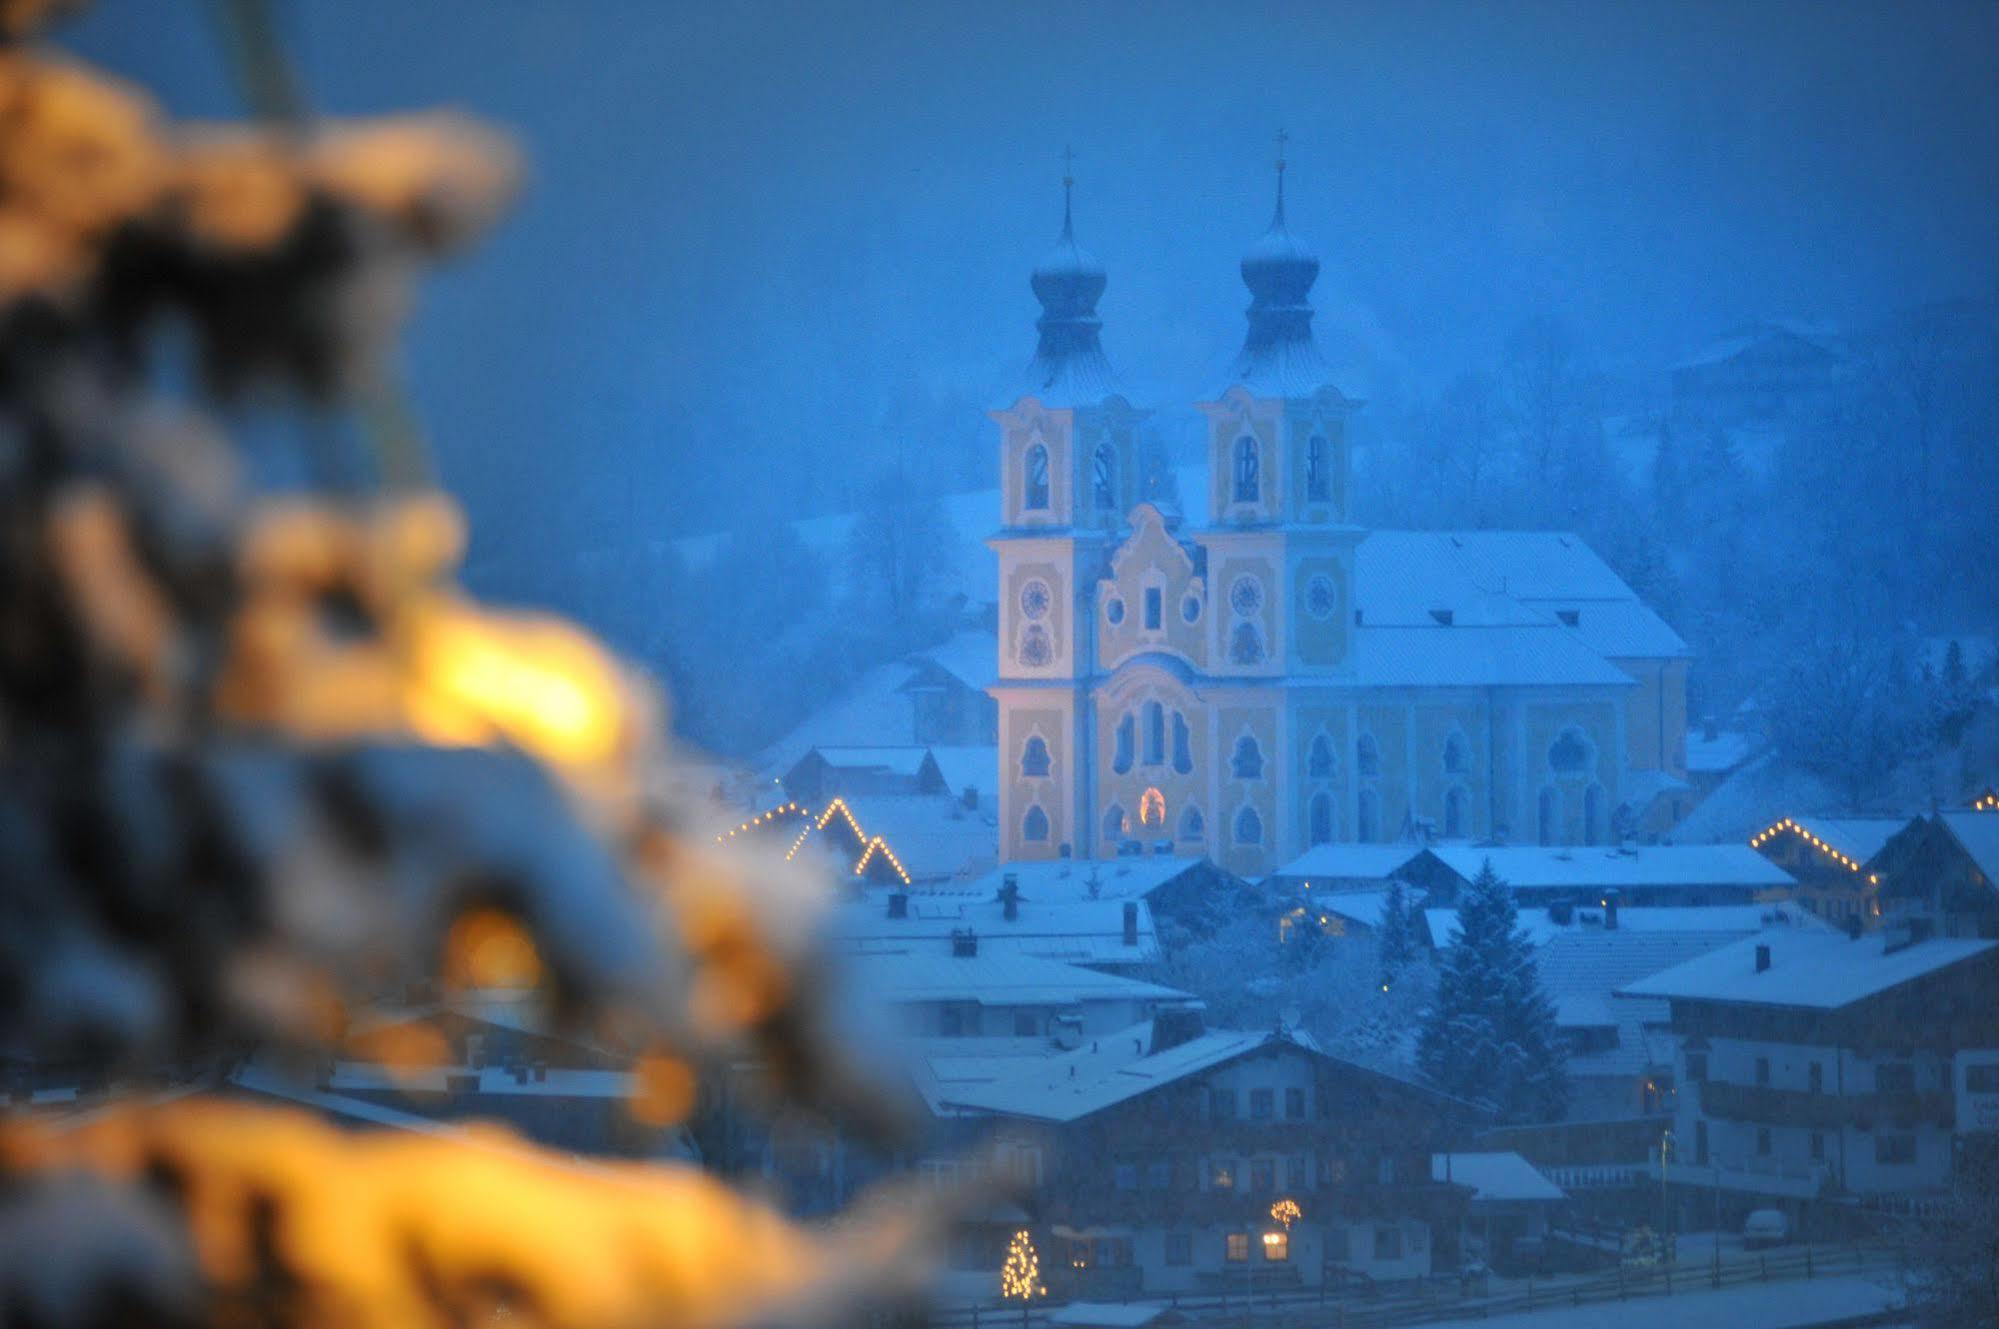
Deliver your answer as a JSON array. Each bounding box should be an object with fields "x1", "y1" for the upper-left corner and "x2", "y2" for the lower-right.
[{"x1": 12, "y1": 3, "x2": 1998, "y2": 1329}]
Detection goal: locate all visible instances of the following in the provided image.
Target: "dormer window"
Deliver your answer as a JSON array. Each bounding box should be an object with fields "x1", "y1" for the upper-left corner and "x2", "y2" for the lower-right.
[
  {"x1": 1232, "y1": 436, "x2": 1260, "y2": 504},
  {"x1": 1024, "y1": 443, "x2": 1050, "y2": 511}
]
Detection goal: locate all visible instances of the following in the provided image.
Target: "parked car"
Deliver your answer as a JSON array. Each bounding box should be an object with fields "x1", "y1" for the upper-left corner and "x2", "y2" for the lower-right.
[{"x1": 1743, "y1": 1209, "x2": 1791, "y2": 1250}]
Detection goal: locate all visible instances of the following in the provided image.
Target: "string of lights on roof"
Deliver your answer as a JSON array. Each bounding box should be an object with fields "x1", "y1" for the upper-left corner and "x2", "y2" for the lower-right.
[
  {"x1": 1974, "y1": 792, "x2": 1999, "y2": 812},
  {"x1": 1749, "y1": 817, "x2": 1879, "y2": 883},
  {"x1": 713, "y1": 801, "x2": 804, "y2": 843},
  {"x1": 758, "y1": 796, "x2": 914, "y2": 885}
]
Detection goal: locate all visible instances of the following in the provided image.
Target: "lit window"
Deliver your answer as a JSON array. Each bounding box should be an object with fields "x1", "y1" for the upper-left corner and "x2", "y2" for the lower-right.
[
  {"x1": 1225, "y1": 1232, "x2": 1250, "y2": 1263},
  {"x1": 1262, "y1": 1231, "x2": 1290, "y2": 1262},
  {"x1": 1139, "y1": 786, "x2": 1166, "y2": 828}
]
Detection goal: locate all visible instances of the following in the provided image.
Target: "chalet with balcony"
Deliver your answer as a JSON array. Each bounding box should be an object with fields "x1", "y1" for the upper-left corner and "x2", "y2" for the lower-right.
[{"x1": 1620, "y1": 924, "x2": 1999, "y2": 1221}]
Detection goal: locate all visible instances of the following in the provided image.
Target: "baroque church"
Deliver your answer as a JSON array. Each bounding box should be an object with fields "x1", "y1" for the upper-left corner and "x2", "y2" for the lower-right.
[{"x1": 989, "y1": 155, "x2": 1691, "y2": 877}]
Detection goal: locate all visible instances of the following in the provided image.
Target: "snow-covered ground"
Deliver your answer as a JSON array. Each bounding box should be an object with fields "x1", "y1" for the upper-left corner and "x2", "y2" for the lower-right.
[{"x1": 1413, "y1": 1273, "x2": 1902, "y2": 1329}]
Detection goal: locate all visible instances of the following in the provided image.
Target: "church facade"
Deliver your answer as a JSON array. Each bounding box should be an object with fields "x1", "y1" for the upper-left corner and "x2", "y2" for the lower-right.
[{"x1": 990, "y1": 162, "x2": 1688, "y2": 877}]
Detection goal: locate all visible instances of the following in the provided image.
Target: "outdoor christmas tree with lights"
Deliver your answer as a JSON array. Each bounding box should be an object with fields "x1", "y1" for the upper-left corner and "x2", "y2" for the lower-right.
[{"x1": 1000, "y1": 1229, "x2": 1046, "y2": 1303}]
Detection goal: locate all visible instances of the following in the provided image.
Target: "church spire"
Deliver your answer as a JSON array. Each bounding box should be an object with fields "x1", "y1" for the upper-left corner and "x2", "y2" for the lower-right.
[
  {"x1": 1025, "y1": 148, "x2": 1118, "y2": 405},
  {"x1": 1228, "y1": 130, "x2": 1333, "y2": 397}
]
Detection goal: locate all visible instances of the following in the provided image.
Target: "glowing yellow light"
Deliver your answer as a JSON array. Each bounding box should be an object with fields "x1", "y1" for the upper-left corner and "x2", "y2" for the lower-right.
[
  {"x1": 408, "y1": 601, "x2": 624, "y2": 768},
  {"x1": 1270, "y1": 1197, "x2": 1301, "y2": 1229},
  {"x1": 1001, "y1": 1230, "x2": 1046, "y2": 1301}
]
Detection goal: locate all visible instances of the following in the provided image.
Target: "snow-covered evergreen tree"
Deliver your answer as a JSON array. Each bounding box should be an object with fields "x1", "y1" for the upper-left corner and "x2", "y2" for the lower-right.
[
  {"x1": 1415, "y1": 859, "x2": 1567, "y2": 1123},
  {"x1": 1376, "y1": 879, "x2": 1419, "y2": 981}
]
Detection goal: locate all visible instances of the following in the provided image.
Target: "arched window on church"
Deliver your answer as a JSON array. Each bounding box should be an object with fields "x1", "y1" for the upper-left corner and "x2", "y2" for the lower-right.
[
  {"x1": 1020, "y1": 735, "x2": 1051, "y2": 779},
  {"x1": 1172, "y1": 712, "x2": 1193, "y2": 773},
  {"x1": 1443, "y1": 732, "x2": 1469, "y2": 777},
  {"x1": 1356, "y1": 732, "x2": 1381, "y2": 780},
  {"x1": 1444, "y1": 785, "x2": 1468, "y2": 839},
  {"x1": 1113, "y1": 713, "x2": 1134, "y2": 774},
  {"x1": 1143, "y1": 701, "x2": 1165, "y2": 766},
  {"x1": 1357, "y1": 787, "x2": 1379, "y2": 842},
  {"x1": 1308, "y1": 733, "x2": 1335, "y2": 780},
  {"x1": 1309, "y1": 792, "x2": 1334, "y2": 846},
  {"x1": 1233, "y1": 805, "x2": 1263, "y2": 846},
  {"x1": 1537, "y1": 786, "x2": 1558, "y2": 846},
  {"x1": 1549, "y1": 727, "x2": 1592, "y2": 775},
  {"x1": 1584, "y1": 784, "x2": 1607, "y2": 846},
  {"x1": 1232, "y1": 435, "x2": 1260, "y2": 504},
  {"x1": 1023, "y1": 804, "x2": 1050, "y2": 843},
  {"x1": 1093, "y1": 443, "x2": 1117, "y2": 511},
  {"x1": 1231, "y1": 734, "x2": 1264, "y2": 781},
  {"x1": 1139, "y1": 786, "x2": 1167, "y2": 829},
  {"x1": 1306, "y1": 435, "x2": 1332, "y2": 502},
  {"x1": 1024, "y1": 443, "x2": 1050, "y2": 511},
  {"x1": 1102, "y1": 804, "x2": 1127, "y2": 843},
  {"x1": 1178, "y1": 804, "x2": 1204, "y2": 841}
]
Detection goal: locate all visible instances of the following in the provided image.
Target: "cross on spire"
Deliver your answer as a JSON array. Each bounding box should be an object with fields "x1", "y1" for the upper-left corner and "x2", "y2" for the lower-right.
[
  {"x1": 1271, "y1": 128, "x2": 1289, "y2": 224},
  {"x1": 1275, "y1": 127, "x2": 1289, "y2": 173},
  {"x1": 1060, "y1": 145, "x2": 1076, "y2": 236}
]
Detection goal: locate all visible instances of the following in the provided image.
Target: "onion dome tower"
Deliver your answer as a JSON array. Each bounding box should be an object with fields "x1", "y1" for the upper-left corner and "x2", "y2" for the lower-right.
[
  {"x1": 1226, "y1": 131, "x2": 1336, "y2": 397},
  {"x1": 1023, "y1": 154, "x2": 1120, "y2": 404}
]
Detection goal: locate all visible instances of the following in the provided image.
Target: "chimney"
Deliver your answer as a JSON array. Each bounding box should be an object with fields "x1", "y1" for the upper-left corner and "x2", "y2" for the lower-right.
[
  {"x1": 1754, "y1": 943, "x2": 1771, "y2": 973},
  {"x1": 887, "y1": 891, "x2": 908, "y2": 919},
  {"x1": 1548, "y1": 900, "x2": 1574, "y2": 926},
  {"x1": 1845, "y1": 914, "x2": 1863, "y2": 940},
  {"x1": 1122, "y1": 901, "x2": 1139, "y2": 946},
  {"x1": 1603, "y1": 897, "x2": 1619, "y2": 931},
  {"x1": 962, "y1": 785, "x2": 979, "y2": 810},
  {"x1": 1000, "y1": 874, "x2": 1020, "y2": 922},
  {"x1": 951, "y1": 928, "x2": 978, "y2": 958},
  {"x1": 1702, "y1": 714, "x2": 1719, "y2": 742}
]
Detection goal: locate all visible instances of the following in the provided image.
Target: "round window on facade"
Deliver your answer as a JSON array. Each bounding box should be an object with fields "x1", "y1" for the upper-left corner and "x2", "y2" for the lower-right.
[
  {"x1": 1019, "y1": 579, "x2": 1051, "y2": 621},
  {"x1": 1105, "y1": 596, "x2": 1126, "y2": 626},
  {"x1": 1305, "y1": 574, "x2": 1338, "y2": 621},
  {"x1": 1229, "y1": 575, "x2": 1263, "y2": 617}
]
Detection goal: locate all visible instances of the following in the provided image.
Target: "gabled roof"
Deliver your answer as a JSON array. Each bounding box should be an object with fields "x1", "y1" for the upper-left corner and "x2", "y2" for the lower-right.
[
  {"x1": 1345, "y1": 624, "x2": 1634, "y2": 688},
  {"x1": 838, "y1": 950, "x2": 1190, "y2": 1008},
  {"x1": 806, "y1": 746, "x2": 936, "y2": 776},
  {"x1": 1938, "y1": 811, "x2": 1999, "y2": 886},
  {"x1": 1421, "y1": 844, "x2": 1797, "y2": 892},
  {"x1": 1269, "y1": 843, "x2": 1425, "y2": 882},
  {"x1": 1754, "y1": 815, "x2": 1913, "y2": 869},
  {"x1": 786, "y1": 794, "x2": 995, "y2": 885},
  {"x1": 911, "y1": 631, "x2": 999, "y2": 693},
  {"x1": 825, "y1": 891, "x2": 1161, "y2": 966},
  {"x1": 954, "y1": 857, "x2": 1211, "y2": 904},
  {"x1": 1619, "y1": 932, "x2": 1997, "y2": 1010},
  {"x1": 1433, "y1": 1152, "x2": 1565, "y2": 1204},
  {"x1": 936, "y1": 1022, "x2": 1360, "y2": 1123}
]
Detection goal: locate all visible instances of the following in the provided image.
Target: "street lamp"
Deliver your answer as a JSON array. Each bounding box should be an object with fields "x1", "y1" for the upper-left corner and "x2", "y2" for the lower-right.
[{"x1": 1659, "y1": 1129, "x2": 1675, "y2": 1266}]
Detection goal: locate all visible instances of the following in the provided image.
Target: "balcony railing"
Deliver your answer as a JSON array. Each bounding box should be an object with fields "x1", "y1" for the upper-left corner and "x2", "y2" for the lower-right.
[{"x1": 1696, "y1": 1082, "x2": 1954, "y2": 1129}]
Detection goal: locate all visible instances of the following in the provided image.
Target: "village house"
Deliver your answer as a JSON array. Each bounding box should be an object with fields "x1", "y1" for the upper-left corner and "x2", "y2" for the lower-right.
[
  {"x1": 1619, "y1": 924, "x2": 1999, "y2": 1223},
  {"x1": 1748, "y1": 814, "x2": 1911, "y2": 927},
  {"x1": 1870, "y1": 809, "x2": 1999, "y2": 938}
]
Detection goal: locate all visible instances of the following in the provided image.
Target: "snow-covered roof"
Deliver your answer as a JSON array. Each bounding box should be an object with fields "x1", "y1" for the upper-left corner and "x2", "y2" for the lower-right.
[
  {"x1": 825, "y1": 891, "x2": 1161, "y2": 966},
  {"x1": 1432, "y1": 1152, "x2": 1565, "y2": 1204},
  {"x1": 935, "y1": 1022, "x2": 1325, "y2": 1123},
  {"x1": 952, "y1": 857, "x2": 1211, "y2": 904},
  {"x1": 1671, "y1": 322, "x2": 1843, "y2": 373},
  {"x1": 1619, "y1": 932, "x2": 1997, "y2": 1010},
  {"x1": 915, "y1": 631, "x2": 999, "y2": 693},
  {"x1": 1686, "y1": 729, "x2": 1757, "y2": 775},
  {"x1": 1345, "y1": 623, "x2": 1635, "y2": 688},
  {"x1": 327, "y1": 1063, "x2": 635, "y2": 1098},
  {"x1": 1422, "y1": 844, "x2": 1797, "y2": 893},
  {"x1": 1777, "y1": 816, "x2": 1911, "y2": 866},
  {"x1": 1268, "y1": 843, "x2": 1424, "y2": 883},
  {"x1": 1423, "y1": 903, "x2": 1821, "y2": 953},
  {"x1": 838, "y1": 950, "x2": 1190, "y2": 1008},
  {"x1": 928, "y1": 745, "x2": 998, "y2": 802},
  {"x1": 798, "y1": 793, "x2": 995, "y2": 884},
  {"x1": 806, "y1": 746, "x2": 935, "y2": 776},
  {"x1": 754, "y1": 660, "x2": 922, "y2": 778},
  {"x1": 1938, "y1": 811, "x2": 1999, "y2": 886},
  {"x1": 1320, "y1": 890, "x2": 1394, "y2": 931}
]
